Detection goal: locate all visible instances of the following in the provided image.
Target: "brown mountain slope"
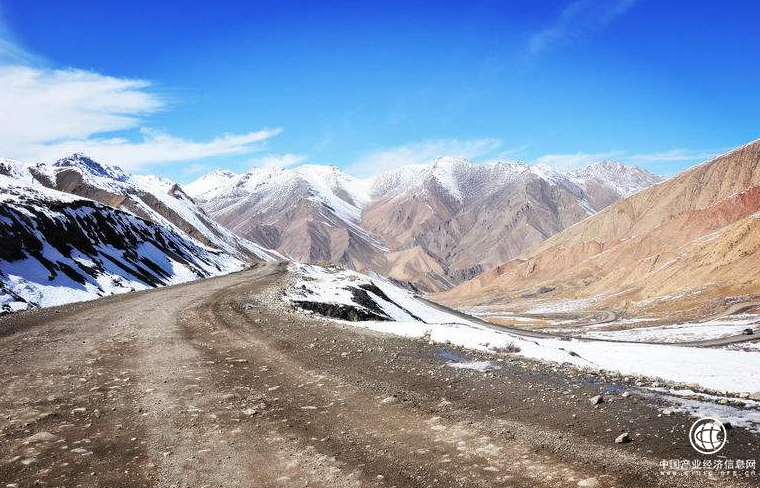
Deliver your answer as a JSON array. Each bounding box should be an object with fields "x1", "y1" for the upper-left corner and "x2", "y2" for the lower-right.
[
  {"x1": 439, "y1": 138, "x2": 760, "y2": 319},
  {"x1": 362, "y1": 170, "x2": 599, "y2": 285},
  {"x1": 188, "y1": 159, "x2": 660, "y2": 291}
]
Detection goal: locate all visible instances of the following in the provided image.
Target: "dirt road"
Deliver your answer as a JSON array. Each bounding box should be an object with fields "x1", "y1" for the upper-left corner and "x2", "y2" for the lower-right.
[{"x1": 1, "y1": 263, "x2": 758, "y2": 487}]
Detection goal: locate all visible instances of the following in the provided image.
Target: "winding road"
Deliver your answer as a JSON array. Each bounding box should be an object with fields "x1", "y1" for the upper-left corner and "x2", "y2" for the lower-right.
[{"x1": 1, "y1": 264, "x2": 758, "y2": 487}]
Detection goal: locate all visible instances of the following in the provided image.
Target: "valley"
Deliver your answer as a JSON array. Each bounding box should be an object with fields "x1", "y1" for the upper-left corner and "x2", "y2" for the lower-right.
[
  {"x1": 1, "y1": 143, "x2": 760, "y2": 488},
  {"x1": 3, "y1": 263, "x2": 759, "y2": 488},
  {"x1": 2, "y1": 4, "x2": 759, "y2": 486}
]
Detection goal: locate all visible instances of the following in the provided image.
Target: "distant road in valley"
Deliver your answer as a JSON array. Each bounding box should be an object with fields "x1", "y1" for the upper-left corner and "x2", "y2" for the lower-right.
[{"x1": 417, "y1": 296, "x2": 760, "y2": 348}]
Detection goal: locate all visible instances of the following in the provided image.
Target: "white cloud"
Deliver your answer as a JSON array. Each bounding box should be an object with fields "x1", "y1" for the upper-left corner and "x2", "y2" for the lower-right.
[
  {"x1": 0, "y1": 66, "x2": 163, "y2": 145},
  {"x1": 0, "y1": 6, "x2": 42, "y2": 65},
  {"x1": 528, "y1": 0, "x2": 639, "y2": 56},
  {"x1": 0, "y1": 65, "x2": 280, "y2": 169},
  {"x1": 348, "y1": 138, "x2": 502, "y2": 177},
  {"x1": 16, "y1": 128, "x2": 282, "y2": 170},
  {"x1": 622, "y1": 148, "x2": 722, "y2": 163},
  {"x1": 248, "y1": 153, "x2": 307, "y2": 169}
]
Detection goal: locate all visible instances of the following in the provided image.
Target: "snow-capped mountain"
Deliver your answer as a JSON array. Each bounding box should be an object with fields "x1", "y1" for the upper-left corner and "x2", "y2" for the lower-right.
[
  {"x1": 0, "y1": 175, "x2": 247, "y2": 313},
  {"x1": 189, "y1": 158, "x2": 661, "y2": 291},
  {"x1": 38, "y1": 154, "x2": 275, "y2": 262},
  {"x1": 187, "y1": 165, "x2": 384, "y2": 271},
  {"x1": 567, "y1": 160, "x2": 662, "y2": 196},
  {"x1": 0, "y1": 154, "x2": 280, "y2": 313}
]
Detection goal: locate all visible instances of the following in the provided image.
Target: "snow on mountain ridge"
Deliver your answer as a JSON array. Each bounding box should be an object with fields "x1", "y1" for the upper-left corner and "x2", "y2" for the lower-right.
[
  {"x1": 568, "y1": 160, "x2": 663, "y2": 196},
  {"x1": 0, "y1": 174, "x2": 249, "y2": 313},
  {"x1": 189, "y1": 164, "x2": 371, "y2": 223},
  {"x1": 53, "y1": 153, "x2": 129, "y2": 183},
  {"x1": 189, "y1": 157, "x2": 658, "y2": 207},
  {"x1": 5, "y1": 155, "x2": 277, "y2": 262},
  {"x1": 183, "y1": 169, "x2": 239, "y2": 198}
]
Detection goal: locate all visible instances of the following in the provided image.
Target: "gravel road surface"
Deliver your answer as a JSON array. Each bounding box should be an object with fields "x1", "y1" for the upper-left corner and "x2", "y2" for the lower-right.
[{"x1": 1, "y1": 263, "x2": 758, "y2": 487}]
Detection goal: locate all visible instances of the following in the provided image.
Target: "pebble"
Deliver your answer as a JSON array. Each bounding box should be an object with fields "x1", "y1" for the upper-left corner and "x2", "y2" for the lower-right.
[
  {"x1": 615, "y1": 432, "x2": 632, "y2": 444},
  {"x1": 24, "y1": 431, "x2": 57, "y2": 443},
  {"x1": 589, "y1": 395, "x2": 604, "y2": 405},
  {"x1": 577, "y1": 477, "x2": 600, "y2": 487}
]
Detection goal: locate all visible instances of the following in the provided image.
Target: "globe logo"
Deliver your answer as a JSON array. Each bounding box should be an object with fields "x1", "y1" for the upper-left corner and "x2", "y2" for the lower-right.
[{"x1": 689, "y1": 417, "x2": 727, "y2": 455}]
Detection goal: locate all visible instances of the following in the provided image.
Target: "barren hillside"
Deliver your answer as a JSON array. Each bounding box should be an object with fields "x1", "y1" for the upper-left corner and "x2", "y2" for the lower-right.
[{"x1": 439, "y1": 138, "x2": 760, "y2": 319}]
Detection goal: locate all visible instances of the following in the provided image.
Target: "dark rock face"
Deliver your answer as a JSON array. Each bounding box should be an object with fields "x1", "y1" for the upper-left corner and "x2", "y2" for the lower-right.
[
  {"x1": 290, "y1": 282, "x2": 426, "y2": 323},
  {"x1": 0, "y1": 190, "x2": 228, "y2": 312},
  {"x1": 291, "y1": 300, "x2": 390, "y2": 322}
]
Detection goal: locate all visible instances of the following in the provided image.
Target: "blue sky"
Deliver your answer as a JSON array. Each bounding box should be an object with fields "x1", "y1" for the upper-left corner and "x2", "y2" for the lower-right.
[{"x1": 1, "y1": 0, "x2": 758, "y2": 182}]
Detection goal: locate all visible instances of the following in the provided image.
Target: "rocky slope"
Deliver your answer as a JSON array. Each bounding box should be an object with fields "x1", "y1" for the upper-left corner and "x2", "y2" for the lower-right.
[
  {"x1": 37, "y1": 154, "x2": 275, "y2": 262},
  {"x1": 186, "y1": 165, "x2": 385, "y2": 271},
  {"x1": 189, "y1": 158, "x2": 660, "y2": 291},
  {"x1": 439, "y1": 138, "x2": 760, "y2": 319},
  {"x1": 0, "y1": 155, "x2": 278, "y2": 313}
]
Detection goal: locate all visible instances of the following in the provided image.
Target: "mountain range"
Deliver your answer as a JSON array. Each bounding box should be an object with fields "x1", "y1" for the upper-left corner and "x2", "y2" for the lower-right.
[
  {"x1": 5, "y1": 135, "x2": 760, "y2": 319},
  {"x1": 187, "y1": 158, "x2": 661, "y2": 290},
  {"x1": 439, "y1": 138, "x2": 760, "y2": 320}
]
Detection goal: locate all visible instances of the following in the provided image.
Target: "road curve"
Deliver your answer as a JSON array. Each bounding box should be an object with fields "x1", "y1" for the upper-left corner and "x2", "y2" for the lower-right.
[{"x1": 1, "y1": 264, "x2": 758, "y2": 487}]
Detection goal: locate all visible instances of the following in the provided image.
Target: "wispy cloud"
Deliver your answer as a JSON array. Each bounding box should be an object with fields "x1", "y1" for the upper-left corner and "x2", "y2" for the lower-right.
[
  {"x1": 348, "y1": 138, "x2": 502, "y2": 177},
  {"x1": 0, "y1": 65, "x2": 281, "y2": 169},
  {"x1": 0, "y1": 5, "x2": 43, "y2": 65},
  {"x1": 0, "y1": 12, "x2": 281, "y2": 170},
  {"x1": 528, "y1": 0, "x2": 639, "y2": 56},
  {"x1": 248, "y1": 153, "x2": 307, "y2": 169},
  {"x1": 622, "y1": 148, "x2": 723, "y2": 163},
  {"x1": 482, "y1": 145, "x2": 530, "y2": 164},
  {"x1": 18, "y1": 128, "x2": 281, "y2": 170},
  {"x1": 0, "y1": 66, "x2": 163, "y2": 145}
]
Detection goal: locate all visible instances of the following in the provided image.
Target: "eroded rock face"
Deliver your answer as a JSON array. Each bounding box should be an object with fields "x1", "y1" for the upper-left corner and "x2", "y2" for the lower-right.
[{"x1": 0, "y1": 186, "x2": 242, "y2": 313}]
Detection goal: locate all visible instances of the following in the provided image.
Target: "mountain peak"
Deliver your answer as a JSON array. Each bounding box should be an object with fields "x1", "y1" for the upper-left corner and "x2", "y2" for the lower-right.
[
  {"x1": 53, "y1": 153, "x2": 128, "y2": 182},
  {"x1": 568, "y1": 161, "x2": 662, "y2": 197},
  {"x1": 208, "y1": 168, "x2": 238, "y2": 178}
]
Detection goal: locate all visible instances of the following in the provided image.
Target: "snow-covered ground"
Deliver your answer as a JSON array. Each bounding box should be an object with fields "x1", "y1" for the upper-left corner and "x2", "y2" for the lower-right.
[
  {"x1": 526, "y1": 296, "x2": 602, "y2": 314},
  {"x1": 638, "y1": 387, "x2": 760, "y2": 434},
  {"x1": 285, "y1": 265, "x2": 760, "y2": 394},
  {"x1": 582, "y1": 316, "x2": 757, "y2": 343}
]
